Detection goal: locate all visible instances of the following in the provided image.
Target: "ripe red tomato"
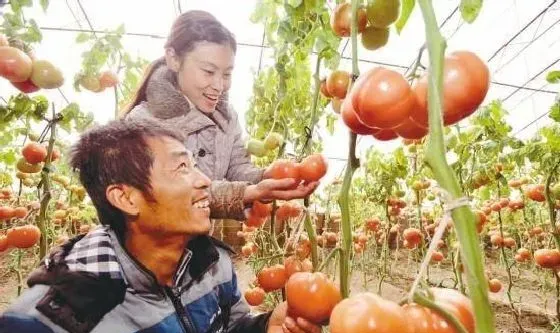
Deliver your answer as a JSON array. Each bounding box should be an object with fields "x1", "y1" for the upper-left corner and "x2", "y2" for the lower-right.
[
  {"x1": 403, "y1": 228, "x2": 423, "y2": 247},
  {"x1": 0, "y1": 235, "x2": 9, "y2": 252},
  {"x1": 431, "y1": 251, "x2": 444, "y2": 263},
  {"x1": 351, "y1": 67, "x2": 415, "y2": 129},
  {"x1": 412, "y1": 51, "x2": 489, "y2": 127},
  {"x1": 372, "y1": 128, "x2": 398, "y2": 141},
  {"x1": 341, "y1": 98, "x2": 379, "y2": 135},
  {"x1": 244, "y1": 287, "x2": 265, "y2": 306},
  {"x1": 257, "y1": 264, "x2": 287, "y2": 292},
  {"x1": 516, "y1": 248, "x2": 531, "y2": 262},
  {"x1": 268, "y1": 159, "x2": 300, "y2": 181},
  {"x1": 499, "y1": 197, "x2": 510, "y2": 208},
  {"x1": 430, "y1": 288, "x2": 475, "y2": 333},
  {"x1": 46, "y1": 146, "x2": 61, "y2": 162},
  {"x1": 490, "y1": 234, "x2": 504, "y2": 247},
  {"x1": 488, "y1": 278, "x2": 502, "y2": 293},
  {"x1": 330, "y1": 3, "x2": 368, "y2": 37},
  {"x1": 365, "y1": 218, "x2": 381, "y2": 232},
  {"x1": 7, "y1": 225, "x2": 41, "y2": 248},
  {"x1": 284, "y1": 255, "x2": 305, "y2": 278},
  {"x1": 327, "y1": 70, "x2": 351, "y2": 99},
  {"x1": 286, "y1": 272, "x2": 341, "y2": 324},
  {"x1": 330, "y1": 292, "x2": 413, "y2": 333},
  {"x1": 394, "y1": 116, "x2": 428, "y2": 140},
  {"x1": 251, "y1": 201, "x2": 272, "y2": 218},
  {"x1": 0, "y1": 46, "x2": 32, "y2": 82},
  {"x1": 13, "y1": 207, "x2": 28, "y2": 219},
  {"x1": 99, "y1": 70, "x2": 119, "y2": 88},
  {"x1": 402, "y1": 303, "x2": 458, "y2": 333},
  {"x1": 503, "y1": 237, "x2": 516, "y2": 249},
  {"x1": 474, "y1": 210, "x2": 487, "y2": 233},
  {"x1": 11, "y1": 78, "x2": 40, "y2": 93},
  {"x1": 320, "y1": 79, "x2": 333, "y2": 98},
  {"x1": 245, "y1": 211, "x2": 266, "y2": 228},
  {"x1": 0, "y1": 206, "x2": 15, "y2": 220},
  {"x1": 22, "y1": 142, "x2": 47, "y2": 164},
  {"x1": 298, "y1": 154, "x2": 328, "y2": 182},
  {"x1": 241, "y1": 244, "x2": 253, "y2": 257},
  {"x1": 526, "y1": 184, "x2": 545, "y2": 202},
  {"x1": 534, "y1": 249, "x2": 560, "y2": 269}
]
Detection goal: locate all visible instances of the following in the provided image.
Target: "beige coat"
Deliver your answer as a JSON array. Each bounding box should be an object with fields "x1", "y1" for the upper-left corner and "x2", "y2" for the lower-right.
[{"x1": 126, "y1": 64, "x2": 263, "y2": 184}]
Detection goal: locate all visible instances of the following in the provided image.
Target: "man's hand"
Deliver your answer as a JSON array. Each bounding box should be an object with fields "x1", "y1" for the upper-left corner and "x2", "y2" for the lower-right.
[
  {"x1": 243, "y1": 179, "x2": 319, "y2": 204},
  {"x1": 267, "y1": 301, "x2": 321, "y2": 333}
]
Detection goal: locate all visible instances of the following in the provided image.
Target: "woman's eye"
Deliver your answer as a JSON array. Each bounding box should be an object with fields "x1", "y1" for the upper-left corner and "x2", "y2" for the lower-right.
[
  {"x1": 204, "y1": 70, "x2": 214, "y2": 75},
  {"x1": 179, "y1": 162, "x2": 189, "y2": 169}
]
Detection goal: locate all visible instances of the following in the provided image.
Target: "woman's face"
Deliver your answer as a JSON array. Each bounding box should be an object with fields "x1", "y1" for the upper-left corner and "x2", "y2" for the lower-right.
[{"x1": 173, "y1": 42, "x2": 235, "y2": 114}]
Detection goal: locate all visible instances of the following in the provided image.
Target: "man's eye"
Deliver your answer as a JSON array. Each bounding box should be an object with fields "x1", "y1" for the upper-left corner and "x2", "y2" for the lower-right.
[
  {"x1": 204, "y1": 70, "x2": 215, "y2": 75},
  {"x1": 179, "y1": 162, "x2": 189, "y2": 168}
]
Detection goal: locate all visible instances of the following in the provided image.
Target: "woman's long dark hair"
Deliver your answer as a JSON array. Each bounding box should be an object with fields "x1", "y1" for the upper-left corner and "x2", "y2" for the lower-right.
[{"x1": 120, "y1": 10, "x2": 236, "y2": 117}]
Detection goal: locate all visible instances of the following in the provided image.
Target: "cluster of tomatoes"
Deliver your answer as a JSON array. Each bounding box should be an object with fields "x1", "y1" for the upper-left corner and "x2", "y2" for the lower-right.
[
  {"x1": 0, "y1": 188, "x2": 41, "y2": 252},
  {"x1": 15, "y1": 141, "x2": 60, "y2": 184},
  {"x1": 330, "y1": 0, "x2": 400, "y2": 51},
  {"x1": 322, "y1": 50, "x2": 490, "y2": 142},
  {"x1": 246, "y1": 132, "x2": 284, "y2": 158},
  {"x1": 75, "y1": 70, "x2": 119, "y2": 93},
  {"x1": 0, "y1": 34, "x2": 64, "y2": 93},
  {"x1": 246, "y1": 250, "x2": 475, "y2": 333}
]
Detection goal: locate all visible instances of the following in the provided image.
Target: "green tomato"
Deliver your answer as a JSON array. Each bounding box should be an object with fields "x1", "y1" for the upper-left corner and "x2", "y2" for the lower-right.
[
  {"x1": 366, "y1": 0, "x2": 400, "y2": 28},
  {"x1": 361, "y1": 26, "x2": 389, "y2": 50},
  {"x1": 246, "y1": 139, "x2": 267, "y2": 157},
  {"x1": 264, "y1": 133, "x2": 284, "y2": 150},
  {"x1": 30, "y1": 60, "x2": 64, "y2": 89}
]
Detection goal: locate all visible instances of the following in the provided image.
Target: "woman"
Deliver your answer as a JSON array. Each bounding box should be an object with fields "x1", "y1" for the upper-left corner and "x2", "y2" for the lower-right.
[{"x1": 122, "y1": 10, "x2": 268, "y2": 183}]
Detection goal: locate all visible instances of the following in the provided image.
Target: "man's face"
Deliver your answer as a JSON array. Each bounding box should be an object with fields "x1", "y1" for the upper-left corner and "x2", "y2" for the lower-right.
[{"x1": 134, "y1": 136, "x2": 212, "y2": 236}]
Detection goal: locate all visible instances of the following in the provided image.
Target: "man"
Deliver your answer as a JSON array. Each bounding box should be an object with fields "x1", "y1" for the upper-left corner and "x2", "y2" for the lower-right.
[{"x1": 0, "y1": 118, "x2": 320, "y2": 333}]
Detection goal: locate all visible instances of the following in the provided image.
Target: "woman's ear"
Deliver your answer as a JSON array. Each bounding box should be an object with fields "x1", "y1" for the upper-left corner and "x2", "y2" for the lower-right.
[
  {"x1": 165, "y1": 48, "x2": 181, "y2": 72},
  {"x1": 106, "y1": 184, "x2": 141, "y2": 216}
]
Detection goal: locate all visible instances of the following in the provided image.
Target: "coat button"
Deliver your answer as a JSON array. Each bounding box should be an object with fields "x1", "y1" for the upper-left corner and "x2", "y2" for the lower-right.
[{"x1": 198, "y1": 149, "x2": 206, "y2": 157}]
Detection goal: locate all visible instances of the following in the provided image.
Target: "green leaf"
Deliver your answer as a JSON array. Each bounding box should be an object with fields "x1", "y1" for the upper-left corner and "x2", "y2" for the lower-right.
[
  {"x1": 460, "y1": 0, "x2": 483, "y2": 23},
  {"x1": 76, "y1": 32, "x2": 92, "y2": 43},
  {"x1": 22, "y1": 19, "x2": 42, "y2": 43},
  {"x1": 395, "y1": 0, "x2": 415, "y2": 34},
  {"x1": 286, "y1": 0, "x2": 302, "y2": 8},
  {"x1": 550, "y1": 102, "x2": 560, "y2": 122},
  {"x1": 40, "y1": 0, "x2": 49, "y2": 12},
  {"x1": 0, "y1": 149, "x2": 17, "y2": 166},
  {"x1": 546, "y1": 70, "x2": 560, "y2": 84}
]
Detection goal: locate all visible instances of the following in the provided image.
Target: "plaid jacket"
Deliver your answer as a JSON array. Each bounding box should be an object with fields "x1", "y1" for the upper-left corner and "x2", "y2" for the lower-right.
[{"x1": 0, "y1": 226, "x2": 270, "y2": 333}]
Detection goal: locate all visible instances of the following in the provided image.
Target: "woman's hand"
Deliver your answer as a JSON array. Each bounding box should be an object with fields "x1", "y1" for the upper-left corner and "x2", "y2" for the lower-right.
[{"x1": 243, "y1": 179, "x2": 318, "y2": 204}]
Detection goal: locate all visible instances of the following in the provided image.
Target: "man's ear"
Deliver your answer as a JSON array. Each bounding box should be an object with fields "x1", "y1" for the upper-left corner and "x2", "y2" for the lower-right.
[
  {"x1": 165, "y1": 48, "x2": 181, "y2": 72},
  {"x1": 106, "y1": 185, "x2": 142, "y2": 216}
]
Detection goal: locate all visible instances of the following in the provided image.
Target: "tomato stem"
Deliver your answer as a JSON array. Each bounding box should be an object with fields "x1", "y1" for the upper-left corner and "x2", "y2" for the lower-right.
[
  {"x1": 413, "y1": 291, "x2": 470, "y2": 333},
  {"x1": 16, "y1": 249, "x2": 23, "y2": 296},
  {"x1": 544, "y1": 159, "x2": 560, "y2": 250},
  {"x1": 318, "y1": 247, "x2": 341, "y2": 273},
  {"x1": 555, "y1": 270, "x2": 560, "y2": 322},
  {"x1": 336, "y1": 0, "x2": 361, "y2": 299},
  {"x1": 299, "y1": 56, "x2": 323, "y2": 159},
  {"x1": 37, "y1": 104, "x2": 59, "y2": 260},
  {"x1": 303, "y1": 197, "x2": 319, "y2": 271},
  {"x1": 269, "y1": 201, "x2": 282, "y2": 253},
  {"x1": 417, "y1": 0, "x2": 496, "y2": 332},
  {"x1": 496, "y1": 181, "x2": 524, "y2": 332}
]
